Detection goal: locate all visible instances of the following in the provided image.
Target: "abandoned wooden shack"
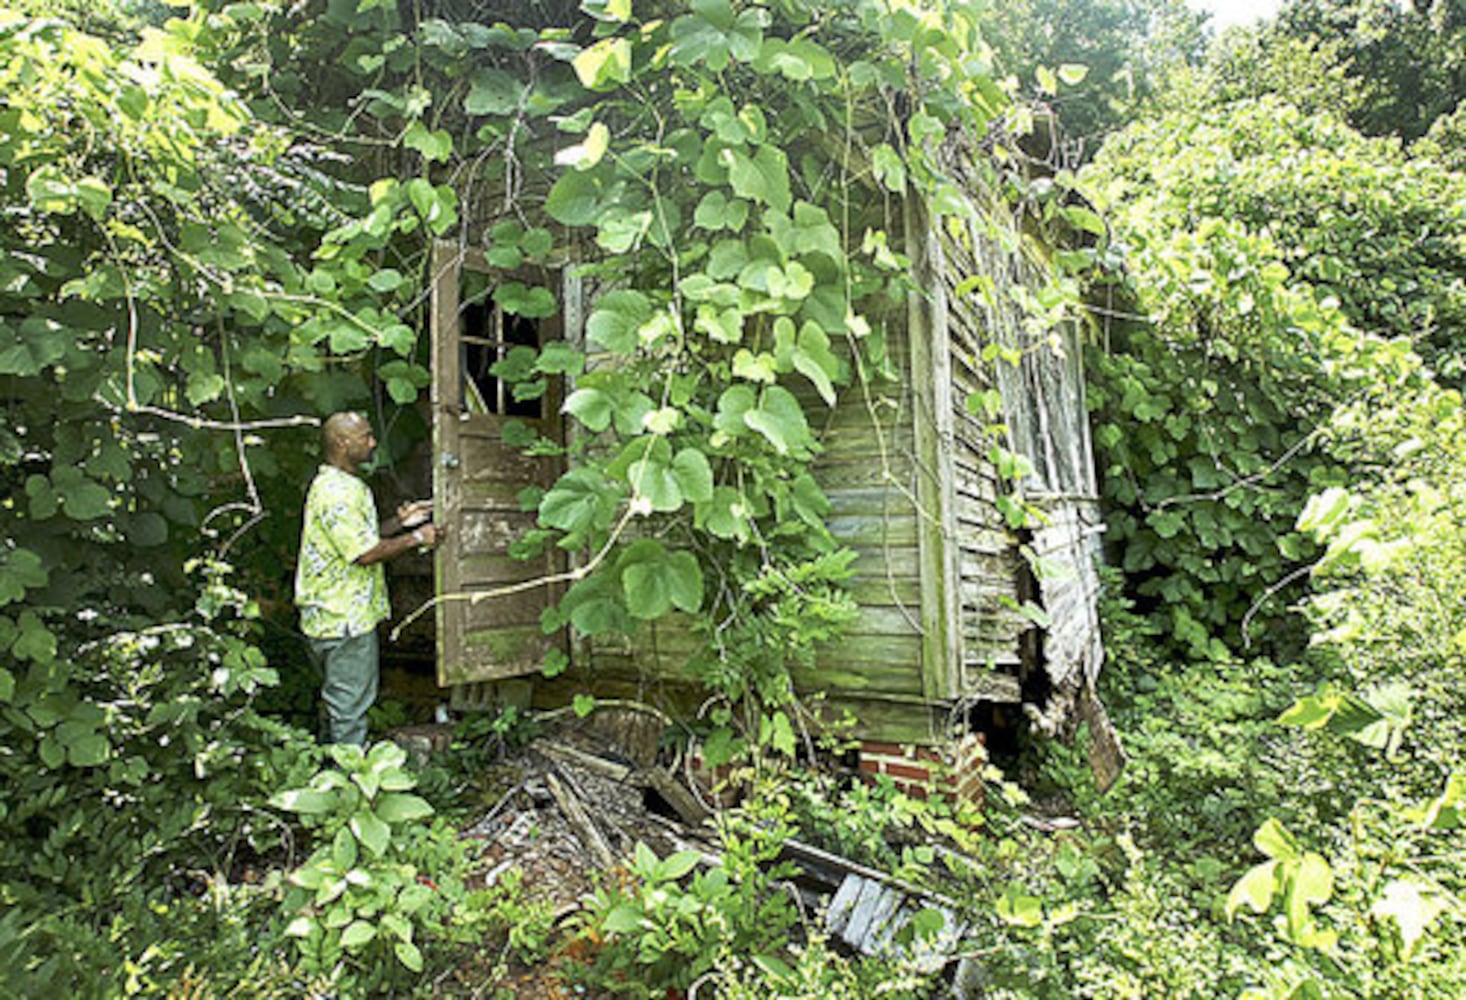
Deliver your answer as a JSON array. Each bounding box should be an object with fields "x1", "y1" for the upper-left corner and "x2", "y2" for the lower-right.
[{"x1": 415, "y1": 159, "x2": 1107, "y2": 781}]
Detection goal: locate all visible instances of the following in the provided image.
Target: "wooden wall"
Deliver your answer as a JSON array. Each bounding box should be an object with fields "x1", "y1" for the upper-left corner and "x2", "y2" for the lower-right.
[
  {"x1": 549, "y1": 301, "x2": 940, "y2": 740},
  {"x1": 932, "y1": 216, "x2": 1030, "y2": 699},
  {"x1": 529, "y1": 184, "x2": 1104, "y2": 743}
]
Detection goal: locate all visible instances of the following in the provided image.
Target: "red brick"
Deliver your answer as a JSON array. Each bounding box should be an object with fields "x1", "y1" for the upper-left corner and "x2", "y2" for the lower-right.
[
  {"x1": 858, "y1": 758, "x2": 882, "y2": 775},
  {"x1": 884, "y1": 761, "x2": 933, "y2": 782}
]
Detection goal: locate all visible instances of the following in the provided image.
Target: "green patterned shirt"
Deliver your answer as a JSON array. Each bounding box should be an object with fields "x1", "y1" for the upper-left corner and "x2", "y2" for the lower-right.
[{"x1": 295, "y1": 465, "x2": 389, "y2": 639}]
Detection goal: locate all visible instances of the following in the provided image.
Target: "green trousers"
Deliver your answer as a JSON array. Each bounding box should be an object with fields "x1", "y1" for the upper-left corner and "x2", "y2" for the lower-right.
[{"x1": 306, "y1": 630, "x2": 379, "y2": 746}]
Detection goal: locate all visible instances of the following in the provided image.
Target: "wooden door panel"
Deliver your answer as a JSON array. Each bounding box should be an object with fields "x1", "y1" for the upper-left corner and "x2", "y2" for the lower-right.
[
  {"x1": 457, "y1": 509, "x2": 540, "y2": 555},
  {"x1": 457, "y1": 430, "x2": 556, "y2": 489},
  {"x1": 431, "y1": 241, "x2": 567, "y2": 686},
  {"x1": 460, "y1": 588, "x2": 552, "y2": 629}
]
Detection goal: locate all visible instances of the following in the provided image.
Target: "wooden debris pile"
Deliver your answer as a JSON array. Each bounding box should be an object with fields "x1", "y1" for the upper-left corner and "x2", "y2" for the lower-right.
[
  {"x1": 437, "y1": 722, "x2": 988, "y2": 994},
  {"x1": 456, "y1": 729, "x2": 717, "y2": 916}
]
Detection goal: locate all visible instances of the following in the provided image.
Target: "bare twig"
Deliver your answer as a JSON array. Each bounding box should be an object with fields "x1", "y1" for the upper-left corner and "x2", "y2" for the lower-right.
[
  {"x1": 1241, "y1": 563, "x2": 1315, "y2": 648},
  {"x1": 389, "y1": 502, "x2": 636, "y2": 640},
  {"x1": 1151, "y1": 428, "x2": 1322, "y2": 511}
]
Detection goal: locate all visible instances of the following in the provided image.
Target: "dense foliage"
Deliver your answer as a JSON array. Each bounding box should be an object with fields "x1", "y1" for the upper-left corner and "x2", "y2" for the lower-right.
[
  {"x1": 1274, "y1": 0, "x2": 1465, "y2": 143},
  {"x1": 1082, "y1": 96, "x2": 1464, "y2": 656}
]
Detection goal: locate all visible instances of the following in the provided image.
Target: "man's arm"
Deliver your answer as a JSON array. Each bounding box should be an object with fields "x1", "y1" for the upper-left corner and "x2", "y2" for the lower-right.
[{"x1": 354, "y1": 523, "x2": 441, "y2": 566}]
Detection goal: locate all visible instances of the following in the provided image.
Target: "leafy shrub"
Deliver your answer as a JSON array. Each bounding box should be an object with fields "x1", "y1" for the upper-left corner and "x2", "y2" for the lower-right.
[
  {"x1": 573, "y1": 779, "x2": 800, "y2": 997},
  {"x1": 273, "y1": 740, "x2": 491, "y2": 994},
  {"x1": 1083, "y1": 97, "x2": 1449, "y2": 655},
  {"x1": 0, "y1": 562, "x2": 315, "y2": 993},
  {"x1": 1215, "y1": 381, "x2": 1466, "y2": 996}
]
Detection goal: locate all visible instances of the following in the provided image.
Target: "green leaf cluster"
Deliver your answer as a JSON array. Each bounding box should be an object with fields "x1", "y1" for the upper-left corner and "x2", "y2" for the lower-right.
[{"x1": 1082, "y1": 96, "x2": 1454, "y2": 656}]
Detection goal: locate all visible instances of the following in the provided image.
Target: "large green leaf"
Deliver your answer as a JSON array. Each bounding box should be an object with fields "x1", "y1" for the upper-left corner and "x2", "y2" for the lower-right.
[
  {"x1": 545, "y1": 169, "x2": 607, "y2": 226},
  {"x1": 375, "y1": 792, "x2": 434, "y2": 823},
  {"x1": 540, "y1": 468, "x2": 621, "y2": 537},
  {"x1": 693, "y1": 190, "x2": 750, "y2": 232},
  {"x1": 557, "y1": 573, "x2": 631, "y2": 636},
  {"x1": 1226, "y1": 860, "x2": 1278, "y2": 918},
  {"x1": 1253, "y1": 818, "x2": 1299, "y2": 861},
  {"x1": 669, "y1": 0, "x2": 768, "y2": 71},
  {"x1": 350, "y1": 811, "x2": 390, "y2": 856},
  {"x1": 626, "y1": 450, "x2": 683, "y2": 513},
  {"x1": 585, "y1": 290, "x2": 654, "y2": 354},
  {"x1": 694, "y1": 304, "x2": 743, "y2": 344},
  {"x1": 774, "y1": 318, "x2": 840, "y2": 405},
  {"x1": 0, "y1": 317, "x2": 68, "y2": 375},
  {"x1": 12, "y1": 611, "x2": 56, "y2": 664},
  {"x1": 494, "y1": 282, "x2": 557, "y2": 318},
  {"x1": 403, "y1": 121, "x2": 452, "y2": 162},
  {"x1": 753, "y1": 36, "x2": 836, "y2": 82},
  {"x1": 696, "y1": 486, "x2": 751, "y2": 542},
  {"x1": 395, "y1": 940, "x2": 424, "y2": 972},
  {"x1": 620, "y1": 542, "x2": 704, "y2": 619},
  {"x1": 340, "y1": 920, "x2": 377, "y2": 950},
  {"x1": 563, "y1": 387, "x2": 615, "y2": 431},
  {"x1": 596, "y1": 207, "x2": 653, "y2": 253},
  {"x1": 273, "y1": 788, "x2": 338, "y2": 814},
  {"x1": 0, "y1": 549, "x2": 47, "y2": 605},
  {"x1": 573, "y1": 37, "x2": 633, "y2": 90},
  {"x1": 671, "y1": 448, "x2": 714, "y2": 503},
  {"x1": 727, "y1": 145, "x2": 791, "y2": 213},
  {"x1": 744, "y1": 385, "x2": 814, "y2": 456},
  {"x1": 465, "y1": 68, "x2": 523, "y2": 115},
  {"x1": 713, "y1": 384, "x2": 757, "y2": 439},
  {"x1": 57, "y1": 720, "x2": 109, "y2": 767}
]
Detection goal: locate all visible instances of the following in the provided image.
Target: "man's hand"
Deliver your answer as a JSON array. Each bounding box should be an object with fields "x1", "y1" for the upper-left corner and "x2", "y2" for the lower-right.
[
  {"x1": 397, "y1": 499, "x2": 433, "y2": 529},
  {"x1": 410, "y1": 523, "x2": 442, "y2": 549}
]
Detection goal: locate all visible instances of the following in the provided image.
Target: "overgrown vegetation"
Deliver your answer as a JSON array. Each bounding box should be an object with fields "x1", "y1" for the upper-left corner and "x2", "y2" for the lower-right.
[{"x1": 2, "y1": 0, "x2": 1463, "y2": 995}]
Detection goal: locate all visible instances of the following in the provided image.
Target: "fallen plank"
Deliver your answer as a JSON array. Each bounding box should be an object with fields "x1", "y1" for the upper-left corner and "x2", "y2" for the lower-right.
[
  {"x1": 780, "y1": 837, "x2": 960, "y2": 910},
  {"x1": 644, "y1": 765, "x2": 712, "y2": 826},
  {"x1": 784, "y1": 838, "x2": 968, "y2": 972},
  {"x1": 545, "y1": 769, "x2": 616, "y2": 869},
  {"x1": 538, "y1": 739, "x2": 637, "y2": 784}
]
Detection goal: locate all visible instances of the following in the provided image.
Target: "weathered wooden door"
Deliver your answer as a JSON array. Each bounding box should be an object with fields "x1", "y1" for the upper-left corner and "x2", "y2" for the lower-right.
[{"x1": 430, "y1": 242, "x2": 566, "y2": 686}]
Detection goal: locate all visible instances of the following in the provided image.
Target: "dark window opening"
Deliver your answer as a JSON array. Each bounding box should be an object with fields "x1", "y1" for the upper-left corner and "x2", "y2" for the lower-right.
[
  {"x1": 461, "y1": 298, "x2": 497, "y2": 413},
  {"x1": 504, "y1": 313, "x2": 542, "y2": 418},
  {"x1": 458, "y1": 291, "x2": 547, "y2": 419}
]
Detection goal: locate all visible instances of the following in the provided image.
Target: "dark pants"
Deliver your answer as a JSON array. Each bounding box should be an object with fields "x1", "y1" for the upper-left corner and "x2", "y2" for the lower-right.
[{"x1": 306, "y1": 630, "x2": 379, "y2": 746}]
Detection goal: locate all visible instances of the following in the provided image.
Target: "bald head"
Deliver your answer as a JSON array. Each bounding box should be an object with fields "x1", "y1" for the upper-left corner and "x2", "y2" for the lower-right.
[{"x1": 323, "y1": 411, "x2": 374, "y2": 469}]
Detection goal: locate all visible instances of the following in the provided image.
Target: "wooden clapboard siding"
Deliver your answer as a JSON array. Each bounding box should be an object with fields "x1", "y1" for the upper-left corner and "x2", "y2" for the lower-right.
[
  {"x1": 906, "y1": 196, "x2": 964, "y2": 705},
  {"x1": 576, "y1": 338, "x2": 933, "y2": 713},
  {"x1": 808, "y1": 289, "x2": 930, "y2": 704},
  {"x1": 934, "y1": 207, "x2": 1028, "y2": 698},
  {"x1": 570, "y1": 298, "x2": 932, "y2": 713}
]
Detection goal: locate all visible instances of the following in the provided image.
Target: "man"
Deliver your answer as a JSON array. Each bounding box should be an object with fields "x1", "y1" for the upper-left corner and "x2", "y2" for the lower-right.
[{"x1": 295, "y1": 411, "x2": 441, "y2": 745}]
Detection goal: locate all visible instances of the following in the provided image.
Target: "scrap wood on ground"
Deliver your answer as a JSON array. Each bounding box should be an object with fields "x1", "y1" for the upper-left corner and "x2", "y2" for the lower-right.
[{"x1": 393, "y1": 718, "x2": 1010, "y2": 995}]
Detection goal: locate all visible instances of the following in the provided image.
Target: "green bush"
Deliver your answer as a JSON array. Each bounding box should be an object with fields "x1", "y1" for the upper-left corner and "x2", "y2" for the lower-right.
[
  {"x1": 0, "y1": 563, "x2": 316, "y2": 993},
  {"x1": 1083, "y1": 97, "x2": 1450, "y2": 656},
  {"x1": 273, "y1": 741, "x2": 492, "y2": 994}
]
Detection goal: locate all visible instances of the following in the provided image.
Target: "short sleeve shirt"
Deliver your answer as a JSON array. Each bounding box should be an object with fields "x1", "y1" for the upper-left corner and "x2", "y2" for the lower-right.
[{"x1": 294, "y1": 465, "x2": 389, "y2": 639}]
